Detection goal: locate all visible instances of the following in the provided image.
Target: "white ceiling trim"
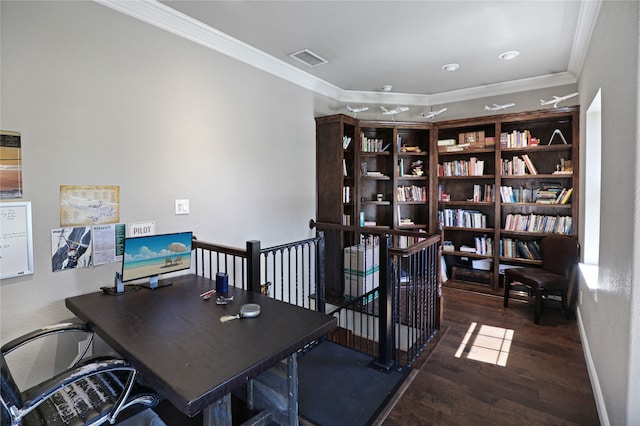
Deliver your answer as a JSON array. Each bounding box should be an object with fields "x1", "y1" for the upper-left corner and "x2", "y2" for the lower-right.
[
  {"x1": 95, "y1": 0, "x2": 342, "y2": 100},
  {"x1": 95, "y1": 0, "x2": 593, "y2": 106},
  {"x1": 339, "y1": 72, "x2": 578, "y2": 106},
  {"x1": 568, "y1": 0, "x2": 602, "y2": 78}
]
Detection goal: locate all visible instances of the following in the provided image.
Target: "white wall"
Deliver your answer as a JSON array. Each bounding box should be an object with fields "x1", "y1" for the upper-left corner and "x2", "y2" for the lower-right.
[
  {"x1": 577, "y1": 1, "x2": 639, "y2": 424},
  {"x1": 0, "y1": 1, "x2": 317, "y2": 344}
]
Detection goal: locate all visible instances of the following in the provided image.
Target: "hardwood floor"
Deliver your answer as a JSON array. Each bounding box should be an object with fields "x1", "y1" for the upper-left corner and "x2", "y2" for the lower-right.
[{"x1": 378, "y1": 287, "x2": 600, "y2": 425}]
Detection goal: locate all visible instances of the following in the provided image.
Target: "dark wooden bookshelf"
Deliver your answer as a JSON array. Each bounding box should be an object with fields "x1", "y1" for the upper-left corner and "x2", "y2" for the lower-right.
[{"x1": 316, "y1": 107, "x2": 579, "y2": 296}]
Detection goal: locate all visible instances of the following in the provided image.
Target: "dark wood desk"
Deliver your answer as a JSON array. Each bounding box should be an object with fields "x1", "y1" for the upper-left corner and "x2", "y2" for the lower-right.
[{"x1": 65, "y1": 274, "x2": 336, "y2": 425}]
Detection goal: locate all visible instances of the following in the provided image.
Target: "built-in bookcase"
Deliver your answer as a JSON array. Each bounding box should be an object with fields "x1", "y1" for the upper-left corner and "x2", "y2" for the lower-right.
[
  {"x1": 316, "y1": 107, "x2": 578, "y2": 296},
  {"x1": 434, "y1": 107, "x2": 579, "y2": 294}
]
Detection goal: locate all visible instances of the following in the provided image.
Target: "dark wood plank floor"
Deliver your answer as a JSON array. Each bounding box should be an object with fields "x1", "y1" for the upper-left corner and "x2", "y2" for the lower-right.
[{"x1": 378, "y1": 287, "x2": 600, "y2": 425}]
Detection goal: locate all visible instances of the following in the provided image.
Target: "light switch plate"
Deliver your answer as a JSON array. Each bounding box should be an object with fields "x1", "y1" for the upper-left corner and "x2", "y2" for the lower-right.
[{"x1": 175, "y1": 199, "x2": 190, "y2": 215}]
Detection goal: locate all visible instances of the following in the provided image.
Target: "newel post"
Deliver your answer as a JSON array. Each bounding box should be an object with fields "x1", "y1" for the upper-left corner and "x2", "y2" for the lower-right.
[
  {"x1": 374, "y1": 235, "x2": 394, "y2": 371},
  {"x1": 246, "y1": 240, "x2": 261, "y2": 293}
]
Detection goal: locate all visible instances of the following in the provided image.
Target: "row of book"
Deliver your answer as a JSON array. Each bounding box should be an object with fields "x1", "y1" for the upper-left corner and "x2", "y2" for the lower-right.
[
  {"x1": 500, "y1": 130, "x2": 541, "y2": 148},
  {"x1": 473, "y1": 235, "x2": 493, "y2": 255},
  {"x1": 342, "y1": 186, "x2": 351, "y2": 203},
  {"x1": 361, "y1": 133, "x2": 390, "y2": 152},
  {"x1": 500, "y1": 238, "x2": 542, "y2": 259},
  {"x1": 397, "y1": 233, "x2": 427, "y2": 249},
  {"x1": 397, "y1": 185, "x2": 427, "y2": 202},
  {"x1": 441, "y1": 235, "x2": 493, "y2": 256},
  {"x1": 439, "y1": 209, "x2": 488, "y2": 229},
  {"x1": 536, "y1": 186, "x2": 573, "y2": 204},
  {"x1": 501, "y1": 154, "x2": 538, "y2": 175},
  {"x1": 498, "y1": 185, "x2": 573, "y2": 204},
  {"x1": 504, "y1": 213, "x2": 573, "y2": 234},
  {"x1": 500, "y1": 186, "x2": 533, "y2": 203},
  {"x1": 438, "y1": 157, "x2": 486, "y2": 176},
  {"x1": 472, "y1": 184, "x2": 494, "y2": 203}
]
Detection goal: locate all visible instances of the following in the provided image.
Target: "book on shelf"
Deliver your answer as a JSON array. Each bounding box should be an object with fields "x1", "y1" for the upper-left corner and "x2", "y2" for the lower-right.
[
  {"x1": 500, "y1": 186, "x2": 535, "y2": 203},
  {"x1": 343, "y1": 159, "x2": 348, "y2": 177},
  {"x1": 440, "y1": 208, "x2": 487, "y2": 229},
  {"x1": 342, "y1": 186, "x2": 351, "y2": 203},
  {"x1": 502, "y1": 155, "x2": 536, "y2": 175},
  {"x1": 504, "y1": 213, "x2": 573, "y2": 234},
  {"x1": 397, "y1": 185, "x2": 427, "y2": 202},
  {"x1": 474, "y1": 235, "x2": 493, "y2": 255},
  {"x1": 521, "y1": 154, "x2": 538, "y2": 174},
  {"x1": 398, "y1": 231, "x2": 427, "y2": 249},
  {"x1": 439, "y1": 143, "x2": 471, "y2": 153},
  {"x1": 442, "y1": 240, "x2": 455, "y2": 251},
  {"x1": 500, "y1": 238, "x2": 541, "y2": 260},
  {"x1": 534, "y1": 184, "x2": 572, "y2": 204},
  {"x1": 343, "y1": 136, "x2": 352, "y2": 149},
  {"x1": 360, "y1": 133, "x2": 387, "y2": 152},
  {"x1": 472, "y1": 184, "x2": 494, "y2": 202},
  {"x1": 366, "y1": 171, "x2": 385, "y2": 178},
  {"x1": 558, "y1": 187, "x2": 573, "y2": 204},
  {"x1": 439, "y1": 157, "x2": 485, "y2": 177},
  {"x1": 500, "y1": 130, "x2": 540, "y2": 148}
]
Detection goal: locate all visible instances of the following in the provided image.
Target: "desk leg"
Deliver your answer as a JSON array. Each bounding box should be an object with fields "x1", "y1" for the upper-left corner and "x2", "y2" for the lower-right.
[
  {"x1": 203, "y1": 393, "x2": 231, "y2": 426},
  {"x1": 287, "y1": 353, "x2": 299, "y2": 426}
]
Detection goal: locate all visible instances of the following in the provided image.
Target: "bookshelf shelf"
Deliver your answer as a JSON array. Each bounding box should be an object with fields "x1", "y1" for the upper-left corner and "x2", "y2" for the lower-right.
[
  {"x1": 441, "y1": 226, "x2": 494, "y2": 233},
  {"x1": 499, "y1": 257, "x2": 543, "y2": 266},
  {"x1": 438, "y1": 175, "x2": 496, "y2": 180},
  {"x1": 445, "y1": 250, "x2": 493, "y2": 259}
]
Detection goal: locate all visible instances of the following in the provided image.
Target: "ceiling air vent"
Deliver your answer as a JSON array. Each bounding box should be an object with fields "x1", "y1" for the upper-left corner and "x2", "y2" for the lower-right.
[{"x1": 289, "y1": 49, "x2": 328, "y2": 67}]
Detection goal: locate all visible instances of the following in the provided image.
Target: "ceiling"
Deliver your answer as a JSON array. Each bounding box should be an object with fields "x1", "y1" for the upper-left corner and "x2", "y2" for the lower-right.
[{"x1": 100, "y1": 1, "x2": 600, "y2": 107}]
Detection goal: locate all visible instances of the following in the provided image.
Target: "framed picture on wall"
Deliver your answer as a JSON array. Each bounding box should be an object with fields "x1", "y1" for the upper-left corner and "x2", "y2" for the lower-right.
[{"x1": 0, "y1": 131, "x2": 23, "y2": 199}]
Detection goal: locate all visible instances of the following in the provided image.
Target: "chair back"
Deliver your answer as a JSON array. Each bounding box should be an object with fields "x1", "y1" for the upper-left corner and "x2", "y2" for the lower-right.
[
  {"x1": 540, "y1": 235, "x2": 580, "y2": 277},
  {"x1": 1, "y1": 354, "x2": 22, "y2": 426}
]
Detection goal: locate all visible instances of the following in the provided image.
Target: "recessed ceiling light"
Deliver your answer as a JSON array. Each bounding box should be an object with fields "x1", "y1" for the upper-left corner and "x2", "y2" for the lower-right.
[
  {"x1": 442, "y1": 63, "x2": 460, "y2": 72},
  {"x1": 499, "y1": 51, "x2": 520, "y2": 61}
]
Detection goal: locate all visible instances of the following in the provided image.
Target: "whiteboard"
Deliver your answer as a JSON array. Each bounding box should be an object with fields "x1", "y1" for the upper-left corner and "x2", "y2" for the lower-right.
[{"x1": 1, "y1": 201, "x2": 34, "y2": 279}]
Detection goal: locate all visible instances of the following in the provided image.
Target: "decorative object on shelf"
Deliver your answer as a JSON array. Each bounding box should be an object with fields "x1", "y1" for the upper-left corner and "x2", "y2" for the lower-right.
[
  {"x1": 548, "y1": 128, "x2": 568, "y2": 145},
  {"x1": 420, "y1": 108, "x2": 447, "y2": 120},
  {"x1": 540, "y1": 92, "x2": 578, "y2": 108},
  {"x1": 400, "y1": 145, "x2": 422, "y2": 153},
  {"x1": 484, "y1": 103, "x2": 515, "y2": 111},
  {"x1": 380, "y1": 106, "x2": 409, "y2": 118},
  {"x1": 346, "y1": 105, "x2": 368, "y2": 117},
  {"x1": 409, "y1": 160, "x2": 424, "y2": 176}
]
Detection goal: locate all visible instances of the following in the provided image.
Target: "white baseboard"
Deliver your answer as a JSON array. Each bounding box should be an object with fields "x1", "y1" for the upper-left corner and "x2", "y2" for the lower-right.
[{"x1": 576, "y1": 306, "x2": 610, "y2": 426}]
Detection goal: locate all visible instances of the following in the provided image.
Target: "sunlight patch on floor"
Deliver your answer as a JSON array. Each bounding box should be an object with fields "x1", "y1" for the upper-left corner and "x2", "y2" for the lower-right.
[{"x1": 455, "y1": 322, "x2": 513, "y2": 366}]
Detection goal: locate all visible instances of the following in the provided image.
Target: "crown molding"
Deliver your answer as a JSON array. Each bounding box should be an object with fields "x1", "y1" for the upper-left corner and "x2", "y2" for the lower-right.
[
  {"x1": 568, "y1": 0, "x2": 602, "y2": 78},
  {"x1": 95, "y1": 0, "x2": 343, "y2": 100},
  {"x1": 95, "y1": 0, "x2": 591, "y2": 107}
]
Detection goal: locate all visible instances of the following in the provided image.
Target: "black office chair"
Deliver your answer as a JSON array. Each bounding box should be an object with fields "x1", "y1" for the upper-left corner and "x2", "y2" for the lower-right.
[
  {"x1": 1, "y1": 323, "x2": 159, "y2": 426},
  {"x1": 503, "y1": 235, "x2": 580, "y2": 324}
]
